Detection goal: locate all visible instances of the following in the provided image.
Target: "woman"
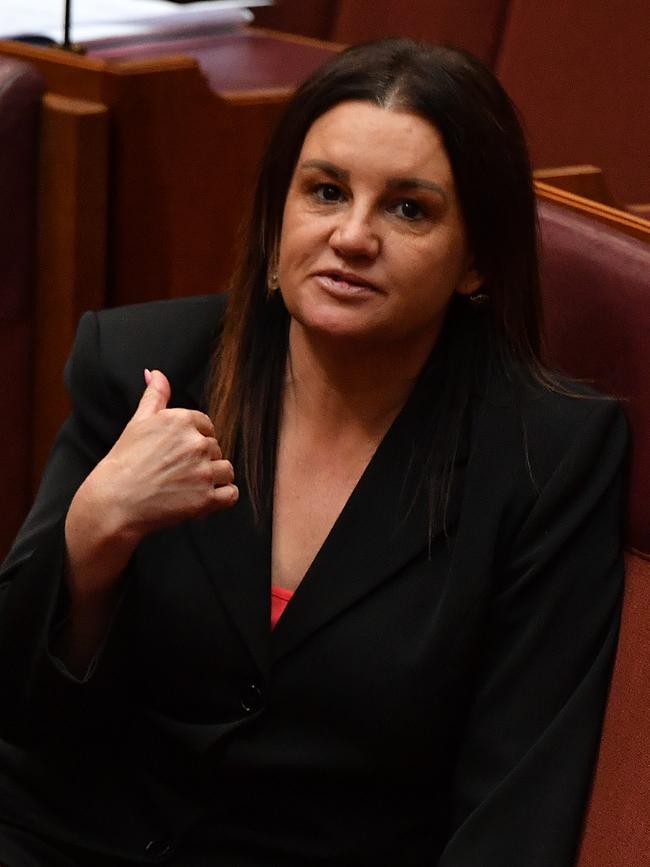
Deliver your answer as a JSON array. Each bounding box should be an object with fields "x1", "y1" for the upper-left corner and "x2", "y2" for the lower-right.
[{"x1": 0, "y1": 39, "x2": 626, "y2": 866}]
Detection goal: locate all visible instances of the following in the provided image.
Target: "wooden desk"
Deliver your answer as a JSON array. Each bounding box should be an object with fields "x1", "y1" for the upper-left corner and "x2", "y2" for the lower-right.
[
  {"x1": 0, "y1": 28, "x2": 338, "y2": 308},
  {"x1": 0, "y1": 28, "x2": 339, "y2": 481}
]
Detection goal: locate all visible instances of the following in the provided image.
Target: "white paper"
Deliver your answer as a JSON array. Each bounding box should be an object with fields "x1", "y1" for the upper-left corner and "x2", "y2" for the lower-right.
[{"x1": 1, "y1": 0, "x2": 272, "y2": 45}]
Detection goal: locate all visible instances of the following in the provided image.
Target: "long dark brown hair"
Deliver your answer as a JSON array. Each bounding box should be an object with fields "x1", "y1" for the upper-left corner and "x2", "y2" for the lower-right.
[{"x1": 209, "y1": 39, "x2": 544, "y2": 524}]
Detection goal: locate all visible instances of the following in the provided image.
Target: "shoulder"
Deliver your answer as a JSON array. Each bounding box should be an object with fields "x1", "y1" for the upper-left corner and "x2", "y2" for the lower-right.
[
  {"x1": 460, "y1": 366, "x2": 629, "y2": 560},
  {"x1": 67, "y1": 294, "x2": 227, "y2": 419},
  {"x1": 474, "y1": 365, "x2": 628, "y2": 494},
  {"x1": 92, "y1": 293, "x2": 227, "y2": 357}
]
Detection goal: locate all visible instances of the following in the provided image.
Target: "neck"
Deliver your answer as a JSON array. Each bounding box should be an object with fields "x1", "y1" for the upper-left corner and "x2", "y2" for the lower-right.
[{"x1": 284, "y1": 320, "x2": 435, "y2": 437}]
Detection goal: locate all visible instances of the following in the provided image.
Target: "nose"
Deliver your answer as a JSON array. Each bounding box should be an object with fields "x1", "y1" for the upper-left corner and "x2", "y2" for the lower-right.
[{"x1": 329, "y1": 203, "x2": 380, "y2": 260}]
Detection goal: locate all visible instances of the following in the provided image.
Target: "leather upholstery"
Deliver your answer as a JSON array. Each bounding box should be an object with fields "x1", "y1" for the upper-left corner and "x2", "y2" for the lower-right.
[
  {"x1": 0, "y1": 58, "x2": 43, "y2": 559},
  {"x1": 538, "y1": 199, "x2": 650, "y2": 866},
  {"x1": 253, "y1": 0, "x2": 508, "y2": 64},
  {"x1": 253, "y1": 1, "x2": 649, "y2": 203},
  {"x1": 253, "y1": 0, "x2": 337, "y2": 40},
  {"x1": 330, "y1": 0, "x2": 508, "y2": 64},
  {"x1": 497, "y1": 0, "x2": 650, "y2": 203},
  {"x1": 538, "y1": 199, "x2": 650, "y2": 555},
  {"x1": 577, "y1": 550, "x2": 650, "y2": 867}
]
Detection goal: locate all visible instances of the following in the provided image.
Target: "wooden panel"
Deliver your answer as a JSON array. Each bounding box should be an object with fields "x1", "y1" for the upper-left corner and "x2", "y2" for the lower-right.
[
  {"x1": 0, "y1": 31, "x2": 340, "y2": 480},
  {"x1": 34, "y1": 93, "x2": 108, "y2": 484},
  {"x1": 0, "y1": 39, "x2": 109, "y2": 103},
  {"x1": 0, "y1": 32, "x2": 338, "y2": 309}
]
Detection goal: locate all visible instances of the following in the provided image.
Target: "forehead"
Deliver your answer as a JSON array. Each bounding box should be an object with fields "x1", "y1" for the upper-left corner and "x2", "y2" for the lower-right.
[{"x1": 297, "y1": 100, "x2": 453, "y2": 181}]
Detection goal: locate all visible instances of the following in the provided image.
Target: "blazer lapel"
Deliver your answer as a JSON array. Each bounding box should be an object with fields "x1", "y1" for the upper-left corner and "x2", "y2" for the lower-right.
[
  {"x1": 181, "y1": 343, "x2": 470, "y2": 671},
  {"x1": 186, "y1": 491, "x2": 272, "y2": 674},
  {"x1": 272, "y1": 375, "x2": 469, "y2": 663},
  {"x1": 184, "y1": 359, "x2": 272, "y2": 674}
]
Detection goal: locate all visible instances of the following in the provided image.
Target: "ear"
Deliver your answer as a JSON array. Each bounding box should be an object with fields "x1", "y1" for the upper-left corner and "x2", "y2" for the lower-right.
[{"x1": 455, "y1": 265, "x2": 483, "y2": 297}]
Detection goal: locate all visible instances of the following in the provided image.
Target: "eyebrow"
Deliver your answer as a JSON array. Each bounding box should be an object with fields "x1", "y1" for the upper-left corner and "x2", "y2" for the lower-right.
[{"x1": 298, "y1": 159, "x2": 448, "y2": 203}]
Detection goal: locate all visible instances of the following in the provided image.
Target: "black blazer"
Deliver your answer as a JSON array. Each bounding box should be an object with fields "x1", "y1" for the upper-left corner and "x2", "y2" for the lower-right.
[{"x1": 0, "y1": 295, "x2": 627, "y2": 866}]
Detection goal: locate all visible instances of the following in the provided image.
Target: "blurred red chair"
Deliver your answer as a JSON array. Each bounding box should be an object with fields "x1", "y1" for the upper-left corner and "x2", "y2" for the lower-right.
[
  {"x1": 329, "y1": 0, "x2": 508, "y2": 64},
  {"x1": 537, "y1": 199, "x2": 650, "y2": 866},
  {"x1": 254, "y1": 0, "x2": 508, "y2": 65},
  {"x1": 0, "y1": 58, "x2": 44, "y2": 560},
  {"x1": 497, "y1": 0, "x2": 650, "y2": 206}
]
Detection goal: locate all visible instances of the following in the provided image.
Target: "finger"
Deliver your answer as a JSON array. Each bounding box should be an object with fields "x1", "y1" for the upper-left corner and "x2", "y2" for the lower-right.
[
  {"x1": 212, "y1": 459, "x2": 235, "y2": 488},
  {"x1": 185, "y1": 410, "x2": 216, "y2": 438},
  {"x1": 209, "y1": 483, "x2": 239, "y2": 510},
  {"x1": 154, "y1": 408, "x2": 215, "y2": 438},
  {"x1": 206, "y1": 438, "x2": 223, "y2": 461},
  {"x1": 134, "y1": 369, "x2": 171, "y2": 420}
]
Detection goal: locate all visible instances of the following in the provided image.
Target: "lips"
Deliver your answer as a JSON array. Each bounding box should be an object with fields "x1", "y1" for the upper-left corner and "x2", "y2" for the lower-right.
[{"x1": 315, "y1": 270, "x2": 379, "y2": 294}]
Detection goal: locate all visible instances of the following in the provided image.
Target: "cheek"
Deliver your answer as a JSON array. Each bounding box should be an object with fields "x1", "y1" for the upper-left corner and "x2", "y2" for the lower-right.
[
  {"x1": 277, "y1": 233, "x2": 312, "y2": 300},
  {"x1": 390, "y1": 241, "x2": 449, "y2": 287},
  {"x1": 398, "y1": 233, "x2": 468, "y2": 289},
  {"x1": 279, "y1": 220, "x2": 324, "y2": 276}
]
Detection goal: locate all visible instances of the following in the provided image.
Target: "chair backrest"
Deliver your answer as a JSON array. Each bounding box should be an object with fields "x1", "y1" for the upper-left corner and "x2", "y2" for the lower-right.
[
  {"x1": 254, "y1": 0, "x2": 508, "y2": 65},
  {"x1": 497, "y1": 0, "x2": 650, "y2": 204},
  {"x1": 537, "y1": 199, "x2": 650, "y2": 866},
  {"x1": 253, "y1": 0, "x2": 337, "y2": 40},
  {"x1": 535, "y1": 180, "x2": 650, "y2": 245},
  {"x1": 0, "y1": 57, "x2": 43, "y2": 559},
  {"x1": 329, "y1": 0, "x2": 508, "y2": 64}
]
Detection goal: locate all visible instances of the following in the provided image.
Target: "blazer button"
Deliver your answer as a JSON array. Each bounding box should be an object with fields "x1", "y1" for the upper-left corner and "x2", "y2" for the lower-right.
[
  {"x1": 240, "y1": 682, "x2": 264, "y2": 713},
  {"x1": 145, "y1": 839, "x2": 173, "y2": 861}
]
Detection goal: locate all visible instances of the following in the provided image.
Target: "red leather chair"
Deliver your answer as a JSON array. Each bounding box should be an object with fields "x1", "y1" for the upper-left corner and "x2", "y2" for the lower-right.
[
  {"x1": 497, "y1": 0, "x2": 650, "y2": 205},
  {"x1": 537, "y1": 200, "x2": 650, "y2": 866},
  {"x1": 330, "y1": 0, "x2": 508, "y2": 64},
  {"x1": 253, "y1": 0, "x2": 337, "y2": 40},
  {"x1": 0, "y1": 58, "x2": 44, "y2": 560},
  {"x1": 254, "y1": 0, "x2": 508, "y2": 65}
]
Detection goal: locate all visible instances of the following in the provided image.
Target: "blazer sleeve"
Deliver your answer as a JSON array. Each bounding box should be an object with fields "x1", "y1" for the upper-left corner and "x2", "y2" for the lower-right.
[
  {"x1": 439, "y1": 399, "x2": 628, "y2": 867},
  {"x1": 0, "y1": 311, "x2": 136, "y2": 742}
]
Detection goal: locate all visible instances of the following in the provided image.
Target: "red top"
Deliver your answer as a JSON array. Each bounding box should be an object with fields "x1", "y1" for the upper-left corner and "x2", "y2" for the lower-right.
[{"x1": 271, "y1": 584, "x2": 293, "y2": 629}]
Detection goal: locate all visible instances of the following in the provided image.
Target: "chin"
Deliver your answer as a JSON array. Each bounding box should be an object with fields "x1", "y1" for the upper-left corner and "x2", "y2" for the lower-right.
[
  {"x1": 289, "y1": 293, "x2": 382, "y2": 334},
  {"x1": 293, "y1": 307, "x2": 382, "y2": 344}
]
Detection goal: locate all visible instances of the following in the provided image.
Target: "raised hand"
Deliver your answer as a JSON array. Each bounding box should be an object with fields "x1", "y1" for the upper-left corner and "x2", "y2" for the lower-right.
[
  {"x1": 85, "y1": 368, "x2": 239, "y2": 540},
  {"x1": 60, "y1": 370, "x2": 238, "y2": 664},
  {"x1": 69, "y1": 368, "x2": 238, "y2": 552}
]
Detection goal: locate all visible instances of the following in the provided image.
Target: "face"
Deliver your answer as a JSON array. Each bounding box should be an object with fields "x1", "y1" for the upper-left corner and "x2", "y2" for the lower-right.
[{"x1": 277, "y1": 100, "x2": 481, "y2": 356}]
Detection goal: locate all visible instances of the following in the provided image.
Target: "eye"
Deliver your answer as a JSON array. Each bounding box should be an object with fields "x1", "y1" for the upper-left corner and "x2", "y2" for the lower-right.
[
  {"x1": 313, "y1": 183, "x2": 344, "y2": 203},
  {"x1": 391, "y1": 199, "x2": 425, "y2": 221}
]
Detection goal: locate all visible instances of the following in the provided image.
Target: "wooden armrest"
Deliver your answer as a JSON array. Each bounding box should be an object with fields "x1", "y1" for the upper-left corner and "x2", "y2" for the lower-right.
[
  {"x1": 534, "y1": 180, "x2": 650, "y2": 244},
  {"x1": 533, "y1": 165, "x2": 618, "y2": 208}
]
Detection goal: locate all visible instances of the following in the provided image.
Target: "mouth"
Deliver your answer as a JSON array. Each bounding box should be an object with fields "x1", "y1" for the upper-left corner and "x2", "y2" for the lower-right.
[{"x1": 315, "y1": 270, "x2": 380, "y2": 295}]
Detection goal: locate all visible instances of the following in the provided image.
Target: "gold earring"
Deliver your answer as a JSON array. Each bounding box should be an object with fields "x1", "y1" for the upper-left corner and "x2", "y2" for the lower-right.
[
  {"x1": 468, "y1": 292, "x2": 489, "y2": 305},
  {"x1": 266, "y1": 270, "x2": 279, "y2": 297},
  {"x1": 266, "y1": 246, "x2": 280, "y2": 297}
]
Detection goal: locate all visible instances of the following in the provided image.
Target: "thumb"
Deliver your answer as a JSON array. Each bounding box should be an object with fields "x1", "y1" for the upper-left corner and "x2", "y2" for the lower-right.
[{"x1": 134, "y1": 368, "x2": 171, "y2": 419}]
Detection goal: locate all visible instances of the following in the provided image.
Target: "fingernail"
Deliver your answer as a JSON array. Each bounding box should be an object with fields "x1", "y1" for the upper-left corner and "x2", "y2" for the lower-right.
[{"x1": 144, "y1": 368, "x2": 152, "y2": 385}]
